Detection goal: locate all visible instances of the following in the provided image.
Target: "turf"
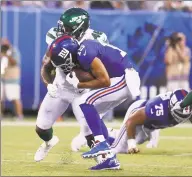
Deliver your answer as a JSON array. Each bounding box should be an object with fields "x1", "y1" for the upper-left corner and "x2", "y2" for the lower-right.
[{"x1": 2, "y1": 122, "x2": 192, "y2": 176}]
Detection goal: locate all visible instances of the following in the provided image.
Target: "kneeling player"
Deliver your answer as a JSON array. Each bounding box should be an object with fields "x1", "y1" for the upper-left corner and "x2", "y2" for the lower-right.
[{"x1": 111, "y1": 88, "x2": 192, "y2": 154}]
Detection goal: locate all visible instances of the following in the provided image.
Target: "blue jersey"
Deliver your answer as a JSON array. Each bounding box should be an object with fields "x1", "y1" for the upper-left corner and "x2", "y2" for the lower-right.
[
  {"x1": 143, "y1": 89, "x2": 188, "y2": 130},
  {"x1": 77, "y1": 40, "x2": 132, "y2": 78}
]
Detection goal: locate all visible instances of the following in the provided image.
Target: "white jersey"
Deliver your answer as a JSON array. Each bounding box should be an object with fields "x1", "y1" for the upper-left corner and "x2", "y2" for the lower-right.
[{"x1": 45, "y1": 27, "x2": 108, "y2": 90}]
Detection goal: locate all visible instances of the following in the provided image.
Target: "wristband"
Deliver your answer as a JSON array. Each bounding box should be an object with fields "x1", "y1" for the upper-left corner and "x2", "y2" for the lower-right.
[{"x1": 128, "y1": 139, "x2": 136, "y2": 149}]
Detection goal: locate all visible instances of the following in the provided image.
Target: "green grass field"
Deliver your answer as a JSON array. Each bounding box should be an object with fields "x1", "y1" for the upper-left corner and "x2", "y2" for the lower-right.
[{"x1": 2, "y1": 120, "x2": 192, "y2": 176}]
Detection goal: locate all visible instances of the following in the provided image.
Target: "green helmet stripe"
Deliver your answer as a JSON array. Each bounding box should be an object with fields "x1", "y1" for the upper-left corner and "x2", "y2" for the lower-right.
[{"x1": 72, "y1": 21, "x2": 84, "y2": 34}]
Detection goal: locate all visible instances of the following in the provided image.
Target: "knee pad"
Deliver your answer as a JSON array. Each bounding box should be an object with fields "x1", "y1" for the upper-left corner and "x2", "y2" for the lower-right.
[{"x1": 35, "y1": 126, "x2": 53, "y2": 142}]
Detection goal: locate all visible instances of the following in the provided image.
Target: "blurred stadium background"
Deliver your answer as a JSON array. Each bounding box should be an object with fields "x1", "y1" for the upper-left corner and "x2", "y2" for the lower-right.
[{"x1": 1, "y1": 1, "x2": 192, "y2": 120}]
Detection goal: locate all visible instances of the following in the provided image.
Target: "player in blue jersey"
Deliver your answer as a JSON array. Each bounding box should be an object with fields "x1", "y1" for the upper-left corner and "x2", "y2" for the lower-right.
[
  {"x1": 65, "y1": 38, "x2": 141, "y2": 169},
  {"x1": 34, "y1": 8, "x2": 113, "y2": 163},
  {"x1": 111, "y1": 89, "x2": 192, "y2": 154}
]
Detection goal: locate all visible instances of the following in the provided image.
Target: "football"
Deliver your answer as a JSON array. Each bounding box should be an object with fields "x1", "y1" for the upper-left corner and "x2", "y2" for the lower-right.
[{"x1": 72, "y1": 68, "x2": 95, "y2": 82}]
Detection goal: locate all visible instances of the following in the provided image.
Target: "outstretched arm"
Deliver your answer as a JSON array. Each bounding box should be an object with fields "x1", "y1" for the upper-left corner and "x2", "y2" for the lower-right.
[{"x1": 126, "y1": 107, "x2": 147, "y2": 153}]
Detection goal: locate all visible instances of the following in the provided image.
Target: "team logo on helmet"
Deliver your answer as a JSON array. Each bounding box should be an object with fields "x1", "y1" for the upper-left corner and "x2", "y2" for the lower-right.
[
  {"x1": 69, "y1": 15, "x2": 87, "y2": 24},
  {"x1": 58, "y1": 48, "x2": 69, "y2": 59}
]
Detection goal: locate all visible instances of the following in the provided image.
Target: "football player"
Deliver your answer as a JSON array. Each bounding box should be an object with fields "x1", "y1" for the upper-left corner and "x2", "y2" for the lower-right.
[
  {"x1": 72, "y1": 89, "x2": 192, "y2": 155},
  {"x1": 65, "y1": 31, "x2": 141, "y2": 169},
  {"x1": 111, "y1": 89, "x2": 192, "y2": 154},
  {"x1": 34, "y1": 8, "x2": 110, "y2": 163},
  {"x1": 46, "y1": 9, "x2": 108, "y2": 47},
  {"x1": 72, "y1": 125, "x2": 159, "y2": 154}
]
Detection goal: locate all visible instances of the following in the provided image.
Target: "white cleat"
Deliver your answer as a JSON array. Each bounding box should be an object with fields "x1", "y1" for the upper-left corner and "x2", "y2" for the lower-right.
[
  {"x1": 34, "y1": 136, "x2": 59, "y2": 162},
  {"x1": 71, "y1": 133, "x2": 87, "y2": 152}
]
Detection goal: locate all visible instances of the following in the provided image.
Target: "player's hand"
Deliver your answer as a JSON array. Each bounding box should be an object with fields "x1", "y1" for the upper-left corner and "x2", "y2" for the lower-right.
[
  {"x1": 66, "y1": 71, "x2": 79, "y2": 89},
  {"x1": 128, "y1": 147, "x2": 140, "y2": 154},
  {"x1": 127, "y1": 139, "x2": 140, "y2": 154},
  {"x1": 47, "y1": 84, "x2": 58, "y2": 98}
]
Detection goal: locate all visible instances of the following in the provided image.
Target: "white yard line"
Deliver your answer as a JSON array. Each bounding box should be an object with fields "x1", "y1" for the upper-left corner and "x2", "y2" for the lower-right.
[
  {"x1": 160, "y1": 136, "x2": 192, "y2": 140},
  {"x1": 173, "y1": 153, "x2": 192, "y2": 157},
  {"x1": 17, "y1": 150, "x2": 192, "y2": 157},
  {"x1": 1, "y1": 121, "x2": 192, "y2": 128},
  {"x1": 2, "y1": 159, "x2": 192, "y2": 169}
]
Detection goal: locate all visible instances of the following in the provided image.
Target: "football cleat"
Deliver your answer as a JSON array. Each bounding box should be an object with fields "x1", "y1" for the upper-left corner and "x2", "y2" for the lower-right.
[
  {"x1": 94, "y1": 154, "x2": 107, "y2": 164},
  {"x1": 90, "y1": 154, "x2": 120, "y2": 170},
  {"x1": 82, "y1": 140, "x2": 111, "y2": 158},
  {"x1": 71, "y1": 133, "x2": 87, "y2": 152},
  {"x1": 34, "y1": 135, "x2": 59, "y2": 162}
]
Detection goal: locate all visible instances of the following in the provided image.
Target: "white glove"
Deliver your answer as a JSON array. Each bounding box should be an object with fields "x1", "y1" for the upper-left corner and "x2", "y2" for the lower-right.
[
  {"x1": 47, "y1": 84, "x2": 58, "y2": 98},
  {"x1": 66, "y1": 71, "x2": 79, "y2": 89},
  {"x1": 127, "y1": 139, "x2": 140, "y2": 154}
]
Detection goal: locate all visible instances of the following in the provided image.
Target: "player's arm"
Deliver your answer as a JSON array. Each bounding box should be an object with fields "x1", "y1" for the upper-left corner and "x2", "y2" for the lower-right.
[
  {"x1": 126, "y1": 107, "x2": 147, "y2": 154},
  {"x1": 67, "y1": 41, "x2": 110, "y2": 89},
  {"x1": 78, "y1": 57, "x2": 110, "y2": 89},
  {"x1": 41, "y1": 49, "x2": 55, "y2": 86},
  {"x1": 126, "y1": 107, "x2": 147, "y2": 139}
]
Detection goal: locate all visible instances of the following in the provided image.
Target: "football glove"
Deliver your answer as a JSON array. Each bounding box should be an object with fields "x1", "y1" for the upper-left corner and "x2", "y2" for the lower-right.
[
  {"x1": 127, "y1": 139, "x2": 140, "y2": 154},
  {"x1": 47, "y1": 84, "x2": 58, "y2": 98},
  {"x1": 66, "y1": 71, "x2": 79, "y2": 89}
]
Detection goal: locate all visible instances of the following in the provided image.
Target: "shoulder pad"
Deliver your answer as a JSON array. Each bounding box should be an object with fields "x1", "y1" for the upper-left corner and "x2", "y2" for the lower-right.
[{"x1": 46, "y1": 27, "x2": 57, "y2": 46}]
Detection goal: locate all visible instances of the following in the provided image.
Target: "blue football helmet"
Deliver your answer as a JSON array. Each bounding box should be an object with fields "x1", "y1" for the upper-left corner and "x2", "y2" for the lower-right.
[
  {"x1": 49, "y1": 35, "x2": 79, "y2": 73},
  {"x1": 169, "y1": 89, "x2": 188, "y2": 108},
  {"x1": 169, "y1": 89, "x2": 191, "y2": 122}
]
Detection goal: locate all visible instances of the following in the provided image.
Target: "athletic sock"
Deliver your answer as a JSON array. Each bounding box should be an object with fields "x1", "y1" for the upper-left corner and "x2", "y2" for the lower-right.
[
  {"x1": 100, "y1": 119, "x2": 109, "y2": 140},
  {"x1": 80, "y1": 104, "x2": 105, "y2": 142},
  {"x1": 95, "y1": 135, "x2": 105, "y2": 142},
  {"x1": 108, "y1": 137, "x2": 115, "y2": 146},
  {"x1": 100, "y1": 119, "x2": 114, "y2": 145}
]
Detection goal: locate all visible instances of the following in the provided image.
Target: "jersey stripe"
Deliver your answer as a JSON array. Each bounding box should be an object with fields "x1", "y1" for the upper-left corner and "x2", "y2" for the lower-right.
[
  {"x1": 111, "y1": 125, "x2": 126, "y2": 149},
  {"x1": 85, "y1": 75, "x2": 125, "y2": 103},
  {"x1": 49, "y1": 35, "x2": 72, "y2": 53},
  {"x1": 86, "y1": 76, "x2": 126, "y2": 105},
  {"x1": 91, "y1": 83, "x2": 127, "y2": 105},
  {"x1": 181, "y1": 89, "x2": 188, "y2": 97}
]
